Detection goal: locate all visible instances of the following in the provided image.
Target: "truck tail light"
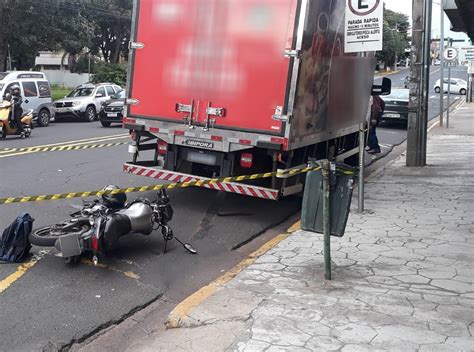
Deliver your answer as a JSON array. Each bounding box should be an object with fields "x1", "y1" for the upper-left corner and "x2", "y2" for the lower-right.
[
  {"x1": 158, "y1": 140, "x2": 168, "y2": 155},
  {"x1": 240, "y1": 153, "x2": 253, "y2": 168}
]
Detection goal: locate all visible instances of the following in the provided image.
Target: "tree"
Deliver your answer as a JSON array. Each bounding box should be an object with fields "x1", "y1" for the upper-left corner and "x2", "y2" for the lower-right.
[
  {"x1": 0, "y1": 0, "x2": 91, "y2": 71},
  {"x1": 92, "y1": 63, "x2": 127, "y2": 86},
  {"x1": 84, "y1": 0, "x2": 132, "y2": 64},
  {"x1": 377, "y1": 8, "x2": 410, "y2": 68},
  {"x1": 0, "y1": 0, "x2": 132, "y2": 71}
]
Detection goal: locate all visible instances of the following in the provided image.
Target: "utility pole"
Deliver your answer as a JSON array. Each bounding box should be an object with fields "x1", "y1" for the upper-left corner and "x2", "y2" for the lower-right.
[
  {"x1": 439, "y1": 0, "x2": 445, "y2": 127},
  {"x1": 88, "y1": 51, "x2": 91, "y2": 82},
  {"x1": 407, "y1": 0, "x2": 432, "y2": 167},
  {"x1": 422, "y1": 0, "x2": 433, "y2": 159},
  {"x1": 394, "y1": 23, "x2": 399, "y2": 69},
  {"x1": 7, "y1": 44, "x2": 12, "y2": 71}
]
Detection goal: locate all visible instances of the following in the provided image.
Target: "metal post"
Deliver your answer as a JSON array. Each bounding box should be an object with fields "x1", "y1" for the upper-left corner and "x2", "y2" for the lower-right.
[
  {"x1": 357, "y1": 122, "x2": 365, "y2": 213},
  {"x1": 447, "y1": 65, "x2": 451, "y2": 128},
  {"x1": 468, "y1": 69, "x2": 474, "y2": 103},
  {"x1": 7, "y1": 44, "x2": 11, "y2": 71},
  {"x1": 422, "y1": 0, "x2": 433, "y2": 159},
  {"x1": 439, "y1": 0, "x2": 445, "y2": 127},
  {"x1": 407, "y1": 0, "x2": 428, "y2": 166},
  {"x1": 88, "y1": 52, "x2": 91, "y2": 82},
  {"x1": 321, "y1": 160, "x2": 331, "y2": 281}
]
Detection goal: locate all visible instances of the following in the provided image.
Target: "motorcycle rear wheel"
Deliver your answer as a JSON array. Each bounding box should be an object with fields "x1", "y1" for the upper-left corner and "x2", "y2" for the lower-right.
[{"x1": 30, "y1": 223, "x2": 90, "y2": 247}]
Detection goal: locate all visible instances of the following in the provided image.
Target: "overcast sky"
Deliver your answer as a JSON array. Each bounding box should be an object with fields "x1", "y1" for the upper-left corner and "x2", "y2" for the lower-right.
[{"x1": 383, "y1": 0, "x2": 470, "y2": 45}]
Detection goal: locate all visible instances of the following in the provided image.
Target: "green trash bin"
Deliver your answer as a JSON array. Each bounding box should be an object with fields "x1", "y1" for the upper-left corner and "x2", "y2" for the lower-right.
[{"x1": 301, "y1": 162, "x2": 356, "y2": 237}]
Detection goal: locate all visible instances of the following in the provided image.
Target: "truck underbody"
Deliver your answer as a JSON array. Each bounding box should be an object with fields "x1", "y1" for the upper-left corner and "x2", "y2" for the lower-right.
[{"x1": 124, "y1": 117, "x2": 361, "y2": 200}]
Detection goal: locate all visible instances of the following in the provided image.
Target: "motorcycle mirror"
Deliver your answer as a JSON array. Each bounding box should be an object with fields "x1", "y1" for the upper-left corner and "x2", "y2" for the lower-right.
[{"x1": 183, "y1": 243, "x2": 197, "y2": 254}]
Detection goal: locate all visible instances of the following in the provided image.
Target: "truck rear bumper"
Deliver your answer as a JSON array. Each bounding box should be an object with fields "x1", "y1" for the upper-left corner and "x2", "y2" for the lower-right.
[{"x1": 123, "y1": 163, "x2": 280, "y2": 201}]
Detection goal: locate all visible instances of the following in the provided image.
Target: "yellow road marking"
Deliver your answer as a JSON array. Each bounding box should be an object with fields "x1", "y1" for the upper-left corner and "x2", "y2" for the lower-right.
[
  {"x1": 166, "y1": 220, "x2": 299, "y2": 328},
  {"x1": 0, "y1": 251, "x2": 47, "y2": 294},
  {"x1": 81, "y1": 258, "x2": 140, "y2": 280}
]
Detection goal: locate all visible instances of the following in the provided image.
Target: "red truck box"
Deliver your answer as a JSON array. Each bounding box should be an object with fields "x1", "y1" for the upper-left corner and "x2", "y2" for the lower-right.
[{"x1": 124, "y1": 0, "x2": 376, "y2": 200}]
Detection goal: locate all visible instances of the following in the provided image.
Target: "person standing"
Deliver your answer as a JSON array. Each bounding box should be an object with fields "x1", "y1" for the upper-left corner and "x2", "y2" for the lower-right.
[{"x1": 366, "y1": 95, "x2": 385, "y2": 154}]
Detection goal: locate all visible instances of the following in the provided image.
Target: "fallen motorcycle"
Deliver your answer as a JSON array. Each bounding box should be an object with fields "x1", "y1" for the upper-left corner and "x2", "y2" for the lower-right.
[{"x1": 30, "y1": 187, "x2": 197, "y2": 265}]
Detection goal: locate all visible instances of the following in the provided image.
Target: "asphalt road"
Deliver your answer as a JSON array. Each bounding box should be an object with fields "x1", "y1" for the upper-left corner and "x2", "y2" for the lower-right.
[
  {"x1": 374, "y1": 66, "x2": 467, "y2": 151},
  {"x1": 0, "y1": 120, "x2": 300, "y2": 351}
]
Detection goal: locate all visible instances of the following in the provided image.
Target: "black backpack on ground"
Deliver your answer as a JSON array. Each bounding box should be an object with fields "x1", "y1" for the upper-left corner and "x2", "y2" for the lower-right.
[{"x1": 0, "y1": 213, "x2": 34, "y2": 263}]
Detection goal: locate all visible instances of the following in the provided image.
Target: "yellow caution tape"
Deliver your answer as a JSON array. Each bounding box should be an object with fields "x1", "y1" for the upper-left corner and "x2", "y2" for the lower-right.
[
  {"x1": 0, "y1": 165, "x2": 355, "y2": 205},
  {"x1": 0, "y1": 142, "x2": 128, "y2": 158}
]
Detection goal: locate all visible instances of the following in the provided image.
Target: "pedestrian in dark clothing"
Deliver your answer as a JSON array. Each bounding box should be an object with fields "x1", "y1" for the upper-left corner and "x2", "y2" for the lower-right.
[{"x1": 366, "y1": 95, "x2": 384, "y2": 154}]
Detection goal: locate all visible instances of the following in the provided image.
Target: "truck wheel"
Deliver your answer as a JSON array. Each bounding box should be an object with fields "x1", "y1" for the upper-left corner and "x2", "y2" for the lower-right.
[
  {"x1": 460, "y1": 88, "x2": 466, "y2": 95},
  {"x1": 64, "y1": 255, "x2": 81, "y2": 266},
  {"x1": 37, "y1": 109, "x2": 51, "y2": 127},
  {"x1": 85, "y1": 106, "x2": 97, "y2": 122}
]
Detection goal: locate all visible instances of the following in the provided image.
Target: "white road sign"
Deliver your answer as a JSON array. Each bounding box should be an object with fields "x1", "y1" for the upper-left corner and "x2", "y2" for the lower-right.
[
  {"x1": 443, "y1": 47, "x2": 458, "y2": 61},
  {"x1": 460, "y1": 47, "x2": 474, "y2": 61},
  {"x1": 468, "y1": 61, "x2": 474, "y2": 74},
  {"x1": 344, "y1": 0, "x2": 384, "y2": 53}
]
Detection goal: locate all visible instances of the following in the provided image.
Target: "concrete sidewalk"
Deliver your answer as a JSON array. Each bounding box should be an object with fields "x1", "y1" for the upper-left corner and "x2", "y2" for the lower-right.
[{"x1": 87, "y1": 103, "x2": 473, "y2": 351}]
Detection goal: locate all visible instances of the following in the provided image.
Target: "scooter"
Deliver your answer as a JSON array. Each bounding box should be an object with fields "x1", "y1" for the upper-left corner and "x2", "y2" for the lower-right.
[
  {"x1": 30, "y1": 189, "x2": 197, "y2": 265},
  {"x1": 0, "y1": 100, "x2": 33, "y2": 139}
]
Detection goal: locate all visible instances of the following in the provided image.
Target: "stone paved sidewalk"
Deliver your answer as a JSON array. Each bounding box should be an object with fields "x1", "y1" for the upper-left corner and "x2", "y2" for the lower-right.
[{"x1": 97, "y1": 105, "x2": 474, "y2": 351}]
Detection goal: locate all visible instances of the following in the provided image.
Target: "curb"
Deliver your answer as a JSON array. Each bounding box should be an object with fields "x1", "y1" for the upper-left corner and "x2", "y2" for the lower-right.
[{"x1": 165, "y1": 220, "x2": 301, "y2": 329}]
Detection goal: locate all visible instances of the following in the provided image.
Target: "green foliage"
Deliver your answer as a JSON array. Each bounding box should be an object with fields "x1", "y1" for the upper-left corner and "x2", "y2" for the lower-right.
[
  {"x1": 69, "y1": 54, "x2": 99, "y2": 74},
  {"x1": 51, "y1": 86, "x2": 72, "y2": 101},
  {"x1": 91, "y1": 63, "x2": 127, "y2": 87},
  {"x1": 377, "y1": 8, "x2": 410, "y2": 67},
  {"x1": 84, "y1": 0, "x2": 132, "y2": 64},
  {"x1": 0, "y1": 0, "x2": 132, "y2": 71}
]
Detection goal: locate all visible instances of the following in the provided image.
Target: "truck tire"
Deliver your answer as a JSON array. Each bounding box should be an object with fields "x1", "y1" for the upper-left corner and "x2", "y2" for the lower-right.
[
  {"x1": 64, "y1": 255, "x2": 81, "y2": 265},
  {"x1": 37, "y1": 109, "x2": 51, "y2": 127}
]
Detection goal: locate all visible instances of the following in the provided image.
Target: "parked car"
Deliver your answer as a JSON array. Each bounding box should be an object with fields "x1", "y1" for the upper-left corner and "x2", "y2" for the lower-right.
[
  {"x1": 381, "y1": 88, "x2": 409, "y2": 123},
  {"x1": 98, "y1": 90, "x2": 125, "y2": 127},
  {"x1": 433, "y1": 78, "x2": 467, "y2": 95},
  {"x1": 54, "y1": 83, "x2": 122, "y2": 122},
  {"x1": 0, "y1": 71, "x2": 54, "y2": 127}
]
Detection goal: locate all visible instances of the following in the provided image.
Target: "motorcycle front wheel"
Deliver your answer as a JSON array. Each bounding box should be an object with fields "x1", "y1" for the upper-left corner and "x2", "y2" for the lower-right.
[{"x1": 30, "y1": 223, "x2": 90, "y2": 247}]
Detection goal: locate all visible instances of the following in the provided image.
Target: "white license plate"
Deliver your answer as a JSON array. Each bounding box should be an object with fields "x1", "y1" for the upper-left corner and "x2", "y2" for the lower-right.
[
  {"x1": 107, "y1": 113, "x2": 118, "y2": 117},
  {"x1": 56, "y1": 108, "x2": 67, "y2": 113},
  {"x1": 384, "y1": 113, "x2": 400, "y2": 118}
]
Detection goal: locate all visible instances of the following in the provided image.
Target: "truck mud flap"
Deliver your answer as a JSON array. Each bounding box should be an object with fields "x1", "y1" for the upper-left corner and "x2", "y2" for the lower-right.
[{"x1": 123, "y1": 163, "x2": 280, "y2": 201}]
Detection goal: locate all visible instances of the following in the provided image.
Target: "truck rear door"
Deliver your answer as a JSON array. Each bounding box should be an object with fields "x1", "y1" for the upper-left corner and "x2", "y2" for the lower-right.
[{"x1": 129, "y1": 0, "x2": 298, "y2": 136}]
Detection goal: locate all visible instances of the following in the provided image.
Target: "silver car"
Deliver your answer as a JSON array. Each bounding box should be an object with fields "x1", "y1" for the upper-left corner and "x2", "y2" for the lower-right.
[{"x1": 54, "y1": 83, "x2": 122, "y2": 122}]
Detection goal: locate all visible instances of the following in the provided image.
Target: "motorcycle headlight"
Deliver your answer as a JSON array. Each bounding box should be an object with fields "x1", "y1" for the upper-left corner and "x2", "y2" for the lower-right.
[{"x1": 89, "y1": 216, "x2": 95, "y2": 226}]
